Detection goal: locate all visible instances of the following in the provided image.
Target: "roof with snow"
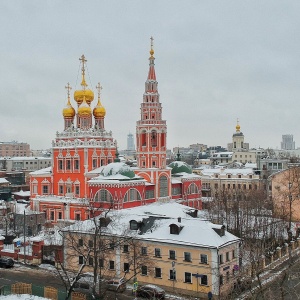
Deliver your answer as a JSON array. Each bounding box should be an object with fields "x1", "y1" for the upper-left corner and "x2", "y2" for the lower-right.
[
  {"x1": 201, "y1": 168, "x2": 255, "y2": 176},
  {"x1": 0, "y1": 178, "x2": 9, "y2": 184},
  {"x1": 13, "y1": 190, "x2": 30, "y2": 197},
  {"x1": 63, "y1": 202, "x2": 240, "y2": 249},
  {"x1": 88, "y1": 162, "x2": 144, "y2": 183},
  {"x1": 168, "y1": 161, "x2": 192, "y2": 174},
  {"x1": 30, "y1": 167, "x2": 52, "y2": 175}
]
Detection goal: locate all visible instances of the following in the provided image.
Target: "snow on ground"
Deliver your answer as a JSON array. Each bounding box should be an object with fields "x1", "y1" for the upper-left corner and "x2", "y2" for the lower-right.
[{"x1": 1, "y1": 295, "x2": 50, "y2": 300}]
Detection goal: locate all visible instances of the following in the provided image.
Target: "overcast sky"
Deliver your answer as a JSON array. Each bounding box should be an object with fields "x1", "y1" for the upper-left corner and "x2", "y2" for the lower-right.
[{"x1": 1, "y1": 1, "x2": 300, "y2": 151}]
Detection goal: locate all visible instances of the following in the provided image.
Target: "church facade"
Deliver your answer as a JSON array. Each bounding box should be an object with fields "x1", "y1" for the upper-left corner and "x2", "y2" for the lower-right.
[{"x1": 30, "y1": 41, "x2": 202, "y2": 223}]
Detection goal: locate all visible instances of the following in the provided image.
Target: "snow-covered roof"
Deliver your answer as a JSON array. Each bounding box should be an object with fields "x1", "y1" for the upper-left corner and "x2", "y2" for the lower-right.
[
  {"x1": 63, "y1": 202, "x2": 239, "y2": 249},
  {"x1": 13, "y1": 190, "x2": 30, "y2": 197},
  {"x1": 0, "y1": 178, "x2": 9, "y2": 184},
  {"x1": 201, "y1": 168, "x2": 254, "y2": 176},
  {"x1": 30, "y1": 166, "x2": 52, "y2": 175}
]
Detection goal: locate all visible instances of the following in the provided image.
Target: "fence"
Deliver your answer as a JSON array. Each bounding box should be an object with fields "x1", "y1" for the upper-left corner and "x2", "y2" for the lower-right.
[{"x1": 0, "y1": 283, "x2": 90, "y2": 300}]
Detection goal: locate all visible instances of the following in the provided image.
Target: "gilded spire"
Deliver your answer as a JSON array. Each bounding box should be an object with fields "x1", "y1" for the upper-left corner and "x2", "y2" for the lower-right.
[
  {"x1": 236, "y1": 118, "x2": 241, "y2": 132},
  {"x1": 79, "y1": 54, "x2": 87, "y2": 88},
  {"x1": 150, "y1": 36, "x2": 154, "y2": 58},
  {"x1": 147, "y1": 36, "x2": 156, "y2": 81}
]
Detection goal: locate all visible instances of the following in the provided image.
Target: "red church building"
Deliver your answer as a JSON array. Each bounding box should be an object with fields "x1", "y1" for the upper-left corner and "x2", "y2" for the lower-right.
[{"x1": 30, "y1": 40, "x2": 202, "y2": 224}]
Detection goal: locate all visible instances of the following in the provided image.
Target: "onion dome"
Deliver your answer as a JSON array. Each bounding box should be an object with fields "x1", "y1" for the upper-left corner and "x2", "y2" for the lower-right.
[
  {"x1": 93, "y1": 82, "x2": 106, "y2": 118},
  {"x1": 62, "y1": 82, "x2": 75, "y2": 118},
  {"x1": 78, "y1": 97, "x2": 92, "y2": 116},
  {"x1": 100, "y1": 162, "x2": 135, "y2": 179},
  {"x1": 74, "y1": 55, "x2": 94, "y2": 105},
  {"x1": 168, "y1": 161, "x2": 192, "y2": 175}
]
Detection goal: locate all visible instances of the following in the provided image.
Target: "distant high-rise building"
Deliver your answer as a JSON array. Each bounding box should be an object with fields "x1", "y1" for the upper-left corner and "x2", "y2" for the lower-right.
[
  {"x1": 127, "y1": 132, "x2": 135, "y2": 150},
  {"x1": 281, "y1": 134, "x2": 295, "y2": 150}
]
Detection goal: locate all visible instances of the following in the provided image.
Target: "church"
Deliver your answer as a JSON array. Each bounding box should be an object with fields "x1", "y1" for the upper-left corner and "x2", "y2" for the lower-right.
[{"x1": 30, "y1": 40, "x2": 202, "y2": 223}]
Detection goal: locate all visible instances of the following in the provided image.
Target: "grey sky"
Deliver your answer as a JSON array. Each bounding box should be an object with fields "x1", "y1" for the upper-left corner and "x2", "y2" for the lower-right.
[{"x1": 1, "y1": 1, "x2": 299, "y2": 151}]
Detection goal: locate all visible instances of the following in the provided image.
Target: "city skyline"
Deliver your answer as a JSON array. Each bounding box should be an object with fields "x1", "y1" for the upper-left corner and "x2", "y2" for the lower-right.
[{"x1": 1, "y1": 1, "x2": 299, "y2": 150}]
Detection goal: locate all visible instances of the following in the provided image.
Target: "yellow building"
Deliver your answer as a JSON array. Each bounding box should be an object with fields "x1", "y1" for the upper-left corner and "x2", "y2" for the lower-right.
[{"x1": 61, "y1": 202, "x2": 240, "y2": 298}]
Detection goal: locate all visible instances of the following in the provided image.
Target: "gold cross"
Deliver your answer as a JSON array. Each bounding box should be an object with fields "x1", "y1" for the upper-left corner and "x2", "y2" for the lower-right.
[
  {"x1": 79, "y1": 54, "x2": 87, "y2": 76},
  {"x1": 65, "y1": 82, "x2": 72, "y2": 98},
  {"x1": 150, "y1": 36, "x2": 154, "y2": 50},
  {"x1": 96, "y1": 82, "x2": 103, "y2": 97}
]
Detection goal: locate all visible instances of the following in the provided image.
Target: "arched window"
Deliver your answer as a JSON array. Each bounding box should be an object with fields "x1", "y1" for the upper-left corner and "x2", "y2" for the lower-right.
[
  {"x1": 124, "y1": 189, "x2": 141, "y2": 202},
  {"x1": 187, "y1": 183, "x2": 199, "y2": 194},
  {"x1": 94, "y1": 189, "x2": 113, "y2": 203},
  {"x1": 159, "y1": 176, "x2": 168, "y2": 197},
  {"x1": 151, "y1": 130, "x2": 157, "y2": 147}
]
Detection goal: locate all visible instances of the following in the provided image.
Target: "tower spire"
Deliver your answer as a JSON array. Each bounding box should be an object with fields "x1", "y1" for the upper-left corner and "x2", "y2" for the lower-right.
[
  {"x1": 236, "y1": 118, "x2": 240, "y2": 133},
  {"x1": 147, "y1": 36, "x2": 156, "y2": 81}
]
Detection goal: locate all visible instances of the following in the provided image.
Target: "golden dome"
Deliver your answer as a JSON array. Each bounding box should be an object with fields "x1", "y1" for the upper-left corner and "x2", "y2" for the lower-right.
[
  {"x1": 74, "y1": 54, "x2": 94, "y2": 105},
  {"x1": 74, "y1": 89, "x2": 94, "y2": 105},
  {"x1": 62, "y1": 103, "x2": 75, "y2": 118},
  {"x1": 62, "y1": 83, "x2": 75, "y2": 118},
  {"x1": 236, "y1": 119, "x2": 240, "y2": 132},
  {"x1": 78, "y1": 97, "x2": 92, "y2": 116},
  {"x1": 93, "y1": 99, "x2": 106, "y2": 118}
]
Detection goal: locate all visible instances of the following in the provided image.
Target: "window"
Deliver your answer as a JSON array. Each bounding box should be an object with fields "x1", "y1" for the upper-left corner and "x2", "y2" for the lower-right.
[
  {"x1": 226, "y1": 252, "x2": 230, "y2": 262},
  {"x1": 74, "y1": 159, "x2": 79, "y2": 170},
  {"x1": 184, "y1": 252, "x2": 191, "y2": 262},
  {"x1": 141, "y1": 265, "x2": 147, "y2": 276},
  {"x1": 220, "y1": 275, "x2": 223, "y2": 285},
  {"x1": 145, "y1": 189, "x2": 154, "y2": 199},
  {"x1": 109, "y1": 242, "x2": 115, "y2": 250},
  {"x1": 155, "y1": 248, "x2": 161, "y2": 257},
  {"x1": 99, "y1": 258, "x2": 104, "y2": 268},
  {"x1": 66, "y1": 160, "x2": 71, "y2": 170},
  {"x1": 155, "y1": 267, "x2": 162, "y2": 278},
  {"x1": 130, "y1": 221, "x2": 139, "y2": 230},
  {"x1": 124, "y1": 263, "x2": 130, "y2": 273},
  {"x1": 58, "y1": 212, "x2": 62, "y2": 220},
  {"x1": 59, "y1": 185, "x2": 64, "y2": 194},
  {"x1": 109, "y1": 260, "x2": 115, "y2": 270},
  {"x1": 159, "y1": 176, "x2": 168, "y2": 197},
  {"x1": 94, "y1": 189, "x2": 113, "y2": 203},
  {"x1": 169, "y1": 250, "x2": 176, "y2": 260},
  {"x1": 185, "y1": 272, "x2": 192, "y2": 283},
  {"x1": 88, "y1": 240, "x2": 93, "y2": 248},
  {"x1": 170, "y1": 269, "x2": 176, "y2": 280},
  {"x1": 200, "y1": 254, "x2": 208, "y2": 264},
  {"x1": 50, "y1": 211, "x2": 54, "y2": 221},
  {"x1": 42, "y1": 185, "x2": 49, "y2": 194},
  {"x1": 124, "y1": 188, "x2": 141, "y2": 202},
  {"x1": 232, "y1": 250, "x2": 236, "y2": 258},
  {"x1": 93, "y1": 158, "x2": 97, "y2": 168},
  {"x1": 219, "y1": 254, "x2": 223, "y2": 264},
  {"x1": 78, "y1": 239, "x2": 83, "y2": 247},
  {"x1": 123, "y1": 245, "x2": 129, "y2": 253},
  {"x1": 201, "y1": 275, "x2": 208, "y2": 285},
  {"x1": 75, "y1": 213, "x2": 81, "y2": 221},
  {"x1": 88, "y1": 257, "x2": 93, "y2": 266},
  {"x1": 226, "y1": 271, "x2": 230, "y2": 282},
  {"x1": 75, "y1": 186, "x2": 80, "y2": 195},
  {"x1": 141, "y1": 247, "x2": 147, "y2": 256},
  {"x1": 79, "y1": 256, "x2": 84, "y2": 264},
  {"x1": 58, "y1": 160, "x2": 63, "y2": 170}
]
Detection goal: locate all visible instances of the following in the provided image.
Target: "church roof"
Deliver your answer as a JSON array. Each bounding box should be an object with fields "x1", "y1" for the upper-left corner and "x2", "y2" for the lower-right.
[{"x1": 168, "y1": 161, "x2": 192, "y2": 174}]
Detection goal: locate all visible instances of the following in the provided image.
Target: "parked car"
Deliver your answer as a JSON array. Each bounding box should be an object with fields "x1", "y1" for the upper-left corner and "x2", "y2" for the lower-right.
[
  {"x1": 0, "y1": 258, "x2": 14, "y2": 268},
  {"x1": 136, "y1": 284, "x2": 165, "y2": 299},
  {"x1": 106, "y1": 278, "x2": 126, "y2": 292}
]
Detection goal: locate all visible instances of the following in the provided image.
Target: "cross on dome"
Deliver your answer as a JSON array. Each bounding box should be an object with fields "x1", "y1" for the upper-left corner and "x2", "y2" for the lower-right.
[
  {"x1": 96, "y1": 82, "x2": 103, "y2": 99},
  {"x1": 79, "y1": 54, "x2": 87, "y2": 88},
  {"x1": 150, "y1": 36, "x2": 154, "y2": 57},
  {"x1": 65, "y1": 82, "x2": 72, "y2": 98}
]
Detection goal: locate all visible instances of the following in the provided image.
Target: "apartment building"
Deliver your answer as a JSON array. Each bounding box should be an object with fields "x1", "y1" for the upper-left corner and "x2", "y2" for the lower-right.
[
  {"x1": 61, "y1": 202, "x2": 240, "y2": 298},
  {"x1": 0, "y1": 141, "x2": 30, "y2": 157}
]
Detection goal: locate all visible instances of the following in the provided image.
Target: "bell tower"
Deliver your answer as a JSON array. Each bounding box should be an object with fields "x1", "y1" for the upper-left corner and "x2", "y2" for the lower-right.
[{"x1": 136, "y1": 37, "x2": 167, "y2": 169}]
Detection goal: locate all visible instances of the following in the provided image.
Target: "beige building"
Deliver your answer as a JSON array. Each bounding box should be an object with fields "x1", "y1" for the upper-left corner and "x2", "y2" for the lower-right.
[
  {"x1": 269, "y1": 167, "x2": 300, "y2": 225},
  {"x1": 61, "y1": 202, "x2": 240, "y2": 299},
  {"x1": 0, "y1": 141, "x2": 30, "y2": 157},
  {"x1": 193, "y1": 167, "x2": 260, "y2": 197}
]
